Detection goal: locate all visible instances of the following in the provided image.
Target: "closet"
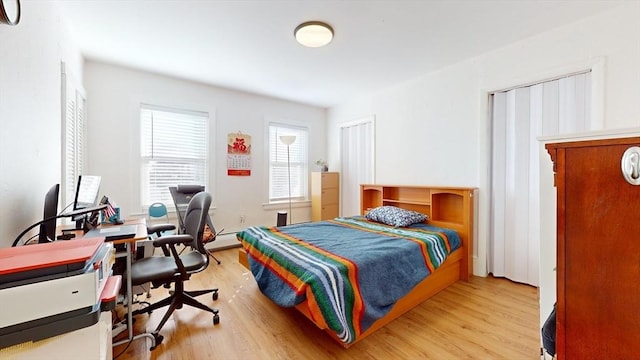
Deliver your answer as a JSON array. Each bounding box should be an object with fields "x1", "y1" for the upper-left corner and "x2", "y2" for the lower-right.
[{"x1": 546, "y1": 136, "x2": 640, "y2": 358}]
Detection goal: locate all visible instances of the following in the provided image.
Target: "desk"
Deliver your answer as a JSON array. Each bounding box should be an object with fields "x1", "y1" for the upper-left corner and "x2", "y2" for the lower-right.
[{"x1": 61, "y1": 218, "x2": 155, "y2": 349}]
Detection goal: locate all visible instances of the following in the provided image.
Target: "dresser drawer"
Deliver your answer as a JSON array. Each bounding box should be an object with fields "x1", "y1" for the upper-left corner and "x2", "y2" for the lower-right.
[
  {"x1": 320, "y1": 172, "x2": 339, "y2": 188},
  {"x1": 320, "y1": 188, "x2": 339, "y2": 205},
  {"x1": 321, "y1": 204, "x2": 339, "y2": 219}
]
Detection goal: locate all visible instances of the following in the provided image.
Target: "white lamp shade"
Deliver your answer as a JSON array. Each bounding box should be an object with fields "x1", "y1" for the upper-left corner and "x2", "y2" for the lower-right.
[
  {"x1": 294, "y1": 22, "x2": 333, "y2": 48},
  {"x1": 279, "y1": 135, "x2": 297, "y2": 146}
]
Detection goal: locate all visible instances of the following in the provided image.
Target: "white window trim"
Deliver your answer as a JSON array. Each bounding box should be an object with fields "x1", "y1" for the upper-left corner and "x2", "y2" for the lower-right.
[
  {"x1": 139, "y1": 103, "x2": 210, "y2": 210},
  {"x1": 61, "y1": 61, "x2": 87, "y2": 214},
  {"x1": 263, "y1": 118, "x2": 310, "y2": 206}
]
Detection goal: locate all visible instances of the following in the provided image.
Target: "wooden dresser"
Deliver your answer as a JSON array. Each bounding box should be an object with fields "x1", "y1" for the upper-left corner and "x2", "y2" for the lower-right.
[
  {"x1": 311, "y1": 172, "x2": 339, "y2": 221},
  {"x1": 546, "y1": 137, "x2": 640, "y2": 359}
]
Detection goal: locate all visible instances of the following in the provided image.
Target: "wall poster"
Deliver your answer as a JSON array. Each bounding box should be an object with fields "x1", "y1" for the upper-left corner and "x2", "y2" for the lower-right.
[{"x1": 227, "y1": 132, "x2": 251, "y2": 176}]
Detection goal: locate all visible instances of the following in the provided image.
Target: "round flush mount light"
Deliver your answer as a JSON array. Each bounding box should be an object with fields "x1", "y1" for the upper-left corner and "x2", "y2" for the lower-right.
[
  {"x1": 294, "y1": 21, "x2": 334, "y2": 48},
  {"x1": 0, "y1": 0, "x2": 21, "y2": 26}
]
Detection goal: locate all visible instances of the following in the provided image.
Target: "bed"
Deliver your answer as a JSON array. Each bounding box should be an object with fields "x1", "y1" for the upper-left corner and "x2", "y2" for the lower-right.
[{"x1": 237, "y1": 185, "x2": 476, "y2": 347}]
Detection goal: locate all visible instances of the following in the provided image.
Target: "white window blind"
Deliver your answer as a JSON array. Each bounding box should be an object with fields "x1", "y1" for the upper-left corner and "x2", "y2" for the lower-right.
[
  {"x1": 269, "y1": 124, "x2": 308, "y2": 202},
  {"x1": 62, "y1": 63, "x2": 86, "y2": 210},
  {"x1": 140, "y1": 105, "x2": 208, "y2": 208}
]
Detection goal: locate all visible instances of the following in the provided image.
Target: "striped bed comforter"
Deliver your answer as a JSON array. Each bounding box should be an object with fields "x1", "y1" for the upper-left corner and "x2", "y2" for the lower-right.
[{"x1": 236, "y1": 216, "x2": 461, "y2": 345}]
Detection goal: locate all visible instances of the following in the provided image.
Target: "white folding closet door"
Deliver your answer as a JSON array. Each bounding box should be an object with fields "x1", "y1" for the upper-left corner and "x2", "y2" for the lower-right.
[
  {"x1": 340, "y1": 118, "x2": 374, "y2": 217},
  {"x1": 491, "y1": 88, "x2": 537, "y2": 285},
  {"x1": 490, "y1": 72, "x2": 590, "y2": 286}
]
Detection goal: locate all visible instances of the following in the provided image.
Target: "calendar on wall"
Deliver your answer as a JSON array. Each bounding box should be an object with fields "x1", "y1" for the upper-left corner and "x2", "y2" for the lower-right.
[{"x1": 227, "y1": 132, "x2": 251, "y2": 176}]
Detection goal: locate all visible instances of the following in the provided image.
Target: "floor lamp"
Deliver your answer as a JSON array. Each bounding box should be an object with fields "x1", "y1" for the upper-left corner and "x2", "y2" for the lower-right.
[{"x1": 280, "y1": 135, "x2": 296, "y2": 225}]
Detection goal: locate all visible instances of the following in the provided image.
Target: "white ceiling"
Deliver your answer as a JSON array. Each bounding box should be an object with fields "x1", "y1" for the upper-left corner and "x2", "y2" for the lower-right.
[{"x1": 56, "y1": 0, "x2": 624, "y2": 108}]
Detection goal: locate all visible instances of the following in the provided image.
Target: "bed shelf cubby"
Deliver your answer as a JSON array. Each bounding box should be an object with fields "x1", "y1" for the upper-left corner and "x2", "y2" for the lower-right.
[
  {"x1": 361, "y1": 185, "x2": 472, "y2": 223},
  {"x1": 360, "y1": 184, "x2": 476, "y2": 282}
]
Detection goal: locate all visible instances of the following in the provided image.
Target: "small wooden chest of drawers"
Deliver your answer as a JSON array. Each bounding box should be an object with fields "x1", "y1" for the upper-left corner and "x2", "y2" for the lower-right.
[{"x1": 311, "y1": 172, "x2": 339, "y2": 221}]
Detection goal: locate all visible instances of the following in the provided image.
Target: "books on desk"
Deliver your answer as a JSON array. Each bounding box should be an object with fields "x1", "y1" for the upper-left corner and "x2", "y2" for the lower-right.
[{"x1": 84, "y1": 225, "x2": 137, "y2": 241}]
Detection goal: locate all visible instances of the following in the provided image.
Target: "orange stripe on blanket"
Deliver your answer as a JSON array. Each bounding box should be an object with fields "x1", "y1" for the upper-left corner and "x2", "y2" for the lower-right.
[
  {"x1": 270, "y1": 228, "x2": 365, "y2": 337},
  {"x1": 405, "y1": 230, "x2": 450, "y2": 273},
  {"x1": 335, "y1": 219, "x2": 452, "y2": 275},
  {"x1": 305, "y1": 289, "x2": 328, "y2": 329},
  {"x1": 243, "y1": 242, "x2": 307, "y2": 295}
]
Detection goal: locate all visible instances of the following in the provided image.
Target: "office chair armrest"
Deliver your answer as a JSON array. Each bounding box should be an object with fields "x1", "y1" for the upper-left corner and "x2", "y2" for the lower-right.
[
  {"x1": 147, "y1": 223, "x2": 176, "y2": 237},
  {"x1": 152, "y1": 234, "x2": 193, "y2": 279},
  {"x1": 152, "y1": 234, "x2": 193, "y2": 247}
]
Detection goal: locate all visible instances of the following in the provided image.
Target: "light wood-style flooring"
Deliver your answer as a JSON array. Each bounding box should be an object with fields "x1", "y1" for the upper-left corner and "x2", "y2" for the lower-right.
[{"x1": 113, "y1": 247, "x2": 540, "y2": 360}]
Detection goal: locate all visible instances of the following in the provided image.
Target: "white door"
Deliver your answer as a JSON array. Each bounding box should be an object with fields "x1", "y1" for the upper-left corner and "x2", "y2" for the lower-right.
[
  {"x1": 340, "y1": 116, "x2": 375, "y2": 217},
  {"x1": 490, "y1": 72, "x2": 591, "y2": 286}
]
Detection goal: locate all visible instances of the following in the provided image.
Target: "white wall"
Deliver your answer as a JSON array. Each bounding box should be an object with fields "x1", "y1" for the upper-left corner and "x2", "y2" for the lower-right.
[
  {"x1": 2, "y1": 0, "x2": 637, "y2": 332},
  {"x1": 327, "y1": 2, "x2": 640, "y2": 330},
  {"x1": 83, "y1": 61, "x2": 326, "y2": 248},
  {"x1": 0, "y1": 2, "x2": 83, "y2": 247}
]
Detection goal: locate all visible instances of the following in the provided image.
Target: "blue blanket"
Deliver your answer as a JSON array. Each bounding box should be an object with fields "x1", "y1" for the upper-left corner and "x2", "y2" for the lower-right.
[{"x1": 237, "y1": 216, "x2": 460, "y2": 344}]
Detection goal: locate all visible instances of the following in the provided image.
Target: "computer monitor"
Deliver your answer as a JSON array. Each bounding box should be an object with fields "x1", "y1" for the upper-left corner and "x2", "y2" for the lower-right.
[
  {"x1": 72, "y1": 175, "x2": 101, "y2": 230},
  {"x1": 38, "y1": 184, "x2": 59, "y2": 243},
  {"x1": 73, "y1": 175, "x2": 101, "y2": 210}
]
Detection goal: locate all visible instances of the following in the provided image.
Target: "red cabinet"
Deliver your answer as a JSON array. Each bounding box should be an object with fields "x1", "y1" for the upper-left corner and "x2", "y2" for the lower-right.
[{"x1": 547, "y1": 137, "x2": 640, "y2": 359}]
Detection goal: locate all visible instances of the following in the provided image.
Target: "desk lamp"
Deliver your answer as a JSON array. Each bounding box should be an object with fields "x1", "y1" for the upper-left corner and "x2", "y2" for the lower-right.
[{"x1": 12, "y1": 204, "x2": 107, "y2": 247}]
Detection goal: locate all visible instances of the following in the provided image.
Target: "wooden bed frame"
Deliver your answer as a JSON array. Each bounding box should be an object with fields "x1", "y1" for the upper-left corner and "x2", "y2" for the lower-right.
[{"x1": 238, "y1": 184, "x2": 477, "y2": 347}]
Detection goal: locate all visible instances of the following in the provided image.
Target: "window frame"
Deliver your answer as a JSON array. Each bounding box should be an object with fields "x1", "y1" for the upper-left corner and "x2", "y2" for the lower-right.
[
  {"x1": 139, "y1": 103, "x2": 210, "y2": 210},
  {"x1": 266, "y1": 121, "x2": 309, "y2": 204},
  {"x1": 61, "y1": 62, "x2": 87, "y2": 213}
]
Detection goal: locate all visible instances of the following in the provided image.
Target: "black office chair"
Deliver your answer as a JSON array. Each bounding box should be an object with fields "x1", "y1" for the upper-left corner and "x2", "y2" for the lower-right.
[
  {"x1": 130, "y1": 191, "x2": 220, "y2": 349},
  {"x1": 146, "y1": 221, "x2": 176, "y2": 240},
  {"x1": 169, "y1": 185, "x2": 222, "y2": 264},
  {"x1": 128, "y1": 205, "x2": 176, "y2": 305}
]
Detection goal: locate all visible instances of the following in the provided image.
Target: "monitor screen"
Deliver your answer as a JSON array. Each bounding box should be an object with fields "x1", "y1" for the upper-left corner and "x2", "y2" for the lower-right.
[
  {"x1": 39, "y1": 184, "x2": 59, "y2": 243},
  {"x1": 74, "y1": 175, "x2": 101, "y2": 210}
]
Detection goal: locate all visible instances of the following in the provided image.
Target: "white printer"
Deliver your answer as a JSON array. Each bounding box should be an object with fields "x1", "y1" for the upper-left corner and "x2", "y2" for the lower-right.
[{"x1": 0, "y1": 238, "x2": 116, "y2": 349}]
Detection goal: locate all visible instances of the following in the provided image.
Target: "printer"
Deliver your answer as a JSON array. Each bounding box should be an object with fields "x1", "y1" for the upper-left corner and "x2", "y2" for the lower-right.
[{"x1": 0, "y1": 237, "x2": 117, "y2": 349}]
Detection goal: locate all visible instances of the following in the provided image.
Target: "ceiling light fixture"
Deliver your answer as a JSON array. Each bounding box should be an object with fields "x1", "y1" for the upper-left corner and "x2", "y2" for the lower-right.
[
  {"x1": 294, "y1": 21, "x2": 334, "y2": 48},
  {"x1": 0, "y1": 0, "x2": 21, "y2": 26}
]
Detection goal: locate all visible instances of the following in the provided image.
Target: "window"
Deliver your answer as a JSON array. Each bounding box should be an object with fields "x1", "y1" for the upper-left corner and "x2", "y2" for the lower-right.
[
  {"x1": 61, "y1": 63, "x2": 86, "y2": 209},
  {"x1": 269, "y1": 123, "x2": 309, "y2": 202},
  {"x1": 140, "y1": 104, "x2": 208, "y2": 208}
]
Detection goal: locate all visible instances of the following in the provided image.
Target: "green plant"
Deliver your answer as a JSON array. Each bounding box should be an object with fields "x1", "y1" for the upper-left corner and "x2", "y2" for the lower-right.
[{"x1": 315, "y1": 159, "x2": 327, "y2": 167}]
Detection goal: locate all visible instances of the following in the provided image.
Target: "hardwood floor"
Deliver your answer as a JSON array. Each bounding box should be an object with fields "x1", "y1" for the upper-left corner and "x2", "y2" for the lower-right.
[{"x1": 113, "y1": 247, "x2": 540, "y2": 360}]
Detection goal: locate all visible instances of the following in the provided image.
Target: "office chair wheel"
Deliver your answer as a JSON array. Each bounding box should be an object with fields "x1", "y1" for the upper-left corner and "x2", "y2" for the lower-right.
[
  {"x1": 150, "y1": 333, "x2": 164, "y2": 350},
  {"x1": 213, "y1": 314, "x2": 220, "y2": 325},
  {"x1": 212, "y1": 290, "x2": 219, "y2": 301}
]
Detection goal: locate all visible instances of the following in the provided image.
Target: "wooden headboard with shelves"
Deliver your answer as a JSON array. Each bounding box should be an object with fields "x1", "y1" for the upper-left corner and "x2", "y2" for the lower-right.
[{"x1": 360, "y1": 184, "x2": 477, "y2": 278}]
